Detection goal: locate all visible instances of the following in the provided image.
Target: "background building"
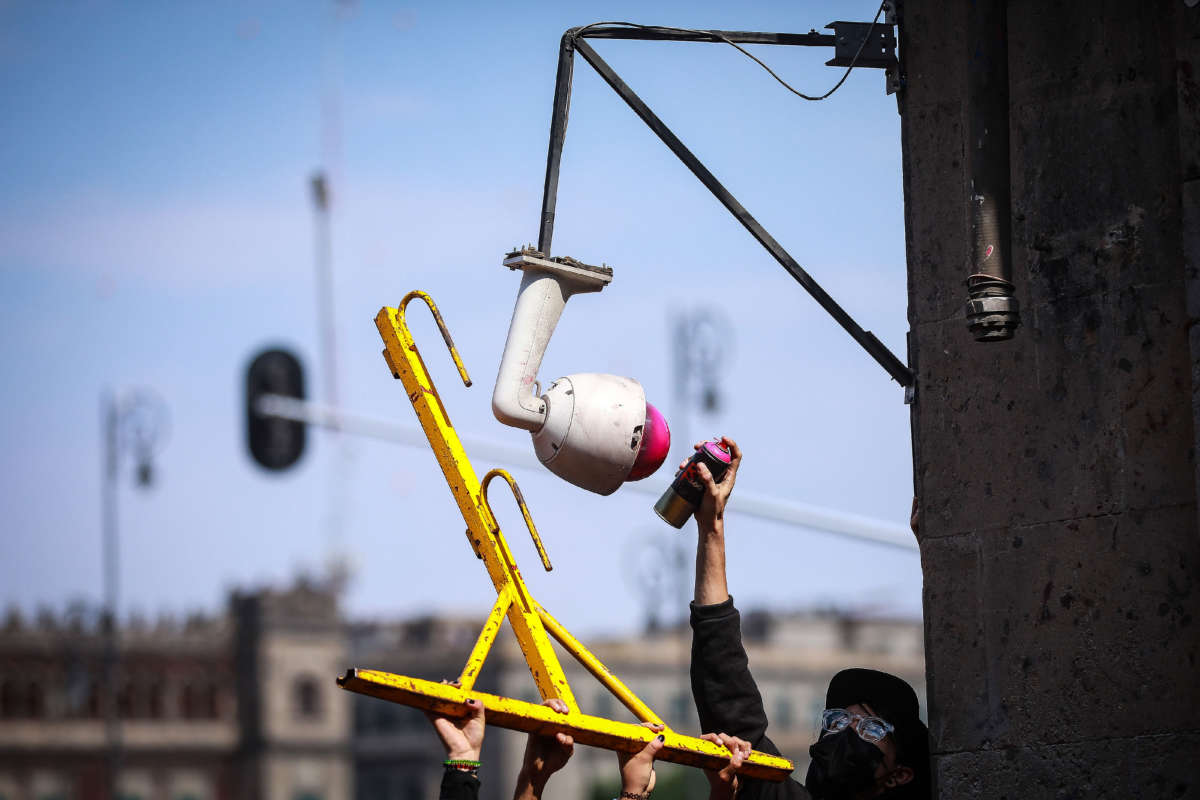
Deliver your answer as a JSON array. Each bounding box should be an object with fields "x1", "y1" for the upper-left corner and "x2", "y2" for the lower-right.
[{"x1": 0, "y1": 580, "x2": 350, "y2": 800}]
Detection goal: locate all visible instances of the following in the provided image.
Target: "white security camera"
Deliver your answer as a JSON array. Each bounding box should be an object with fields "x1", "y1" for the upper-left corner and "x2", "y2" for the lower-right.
[{"x1": 492, "y1": 249, "x2": 670, "y2": 495}]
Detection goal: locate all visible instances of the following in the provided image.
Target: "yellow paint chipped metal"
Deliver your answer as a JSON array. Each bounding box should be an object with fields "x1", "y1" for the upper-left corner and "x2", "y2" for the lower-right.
[
  {"x1": 338, "y1": 670, "x2": 793, "y2": 781},
  {"x1": 482, "y1": 468, "x2": 552, "y2": 572}
]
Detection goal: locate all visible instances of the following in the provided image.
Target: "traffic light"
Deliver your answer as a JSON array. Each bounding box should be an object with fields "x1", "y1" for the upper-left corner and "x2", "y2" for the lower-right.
[{"x1": 245, "y1": 348, "x2": 306, "y2": 470}]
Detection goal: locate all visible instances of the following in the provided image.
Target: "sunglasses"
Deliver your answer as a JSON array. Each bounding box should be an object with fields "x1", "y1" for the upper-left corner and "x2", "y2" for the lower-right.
[{"x1": 820, "y1": 708, "x2": 895, "y2": 744}]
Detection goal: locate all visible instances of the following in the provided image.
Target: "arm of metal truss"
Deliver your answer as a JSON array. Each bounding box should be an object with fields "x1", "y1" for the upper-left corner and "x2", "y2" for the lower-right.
[
  {"x1": 576, "y1": 26, "x2": 835, "y2": 46},
  {"x1": 338, "y1": 670, "x2": 794, "y2": 782},
  {"x1": 570, "y1": 38, "x2": 912, "y2": 386},
  {"x1": 535, "y1": 603, "x2": 664, "y2": 726},
  {"x1": 538, "y1": 31, "x2": 576, "y2": 255},
  {"x1": 457, "y1": 592, "x2": 512, "y2": 691}
]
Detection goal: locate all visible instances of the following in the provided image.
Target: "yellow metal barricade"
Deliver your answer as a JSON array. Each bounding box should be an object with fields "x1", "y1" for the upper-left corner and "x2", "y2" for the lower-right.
[{"x1": 337, "y1": 291, "x2": 792, "y2": 781}]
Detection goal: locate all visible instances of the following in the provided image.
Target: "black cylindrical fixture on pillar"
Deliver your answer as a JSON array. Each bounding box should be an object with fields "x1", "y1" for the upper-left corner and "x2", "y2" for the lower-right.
[{"x1": 965, "y1": 0, "x2": 1020, "y2": 341}]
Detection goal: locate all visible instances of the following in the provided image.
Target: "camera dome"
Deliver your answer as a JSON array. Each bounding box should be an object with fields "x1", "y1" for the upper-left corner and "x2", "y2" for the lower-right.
[{"x1": 531, "y1": 374, "x2": 670, "y2": 495}]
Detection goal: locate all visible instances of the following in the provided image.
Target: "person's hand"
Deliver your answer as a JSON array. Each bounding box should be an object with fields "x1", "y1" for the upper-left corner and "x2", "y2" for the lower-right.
[
  {"x1": 617, "y1": 724, "x2": 665, "y2": 799},
  {"x1": 701, "y1": 732, "x2": 750, "y2": 800},
  {"x1": 515, "y1": 698, "x2": 575, "y2": 798},
  {"x1": 424, "y1": 681, "x2": 485, "y2": 762},
  {"x1": 692, "y1": 437, "x2": 741, "y2": 532}
]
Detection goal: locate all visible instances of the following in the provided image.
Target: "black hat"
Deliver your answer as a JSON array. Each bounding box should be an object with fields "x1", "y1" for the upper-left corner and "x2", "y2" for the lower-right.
[{"x1": 825, "y1": 668, "x2": 920, "y2": 724}]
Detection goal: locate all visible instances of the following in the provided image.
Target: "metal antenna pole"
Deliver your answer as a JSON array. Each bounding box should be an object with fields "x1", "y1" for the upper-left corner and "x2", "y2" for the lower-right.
[
  {"x1": 671, "y1": 312, "x2": 693, "y2": 626},
  {"x1": 100, "y1": 391, "x2": 122, "y2": 800},
  {"x1": 315, "y1": 0, "x2": 345, "y2": 422},
  {"x1": 312, "y1": 3, "x2": 354, "y2": 587},
  {"x1": 311, "y1": 172, "x2": 352, "y2": 586},
  {"x1": 312, "y1": 174, "x2": 339, "y2": 425},
  {"x1": 95, "y1": 388, "x2": 168, "y2": 799},
  {"x1": 670, "y1": 309, "x2": 731, "y2": 623}
]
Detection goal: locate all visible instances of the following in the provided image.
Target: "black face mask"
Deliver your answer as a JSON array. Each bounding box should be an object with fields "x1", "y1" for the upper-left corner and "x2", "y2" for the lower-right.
[{"x1": 805, "y1": 729, "x2": 884, "y2": 800}]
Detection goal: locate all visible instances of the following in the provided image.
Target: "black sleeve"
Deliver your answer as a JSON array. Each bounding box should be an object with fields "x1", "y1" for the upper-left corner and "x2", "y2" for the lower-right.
[
  {"x1": 438, "y1": 770, "x2": 480, "y2": 800},
  {"x1": 689, "y1": 596, "x2": 778, "y2": 754},
  {"x1": 690, "y1": 596, "x2": 810, "y2": 800}
]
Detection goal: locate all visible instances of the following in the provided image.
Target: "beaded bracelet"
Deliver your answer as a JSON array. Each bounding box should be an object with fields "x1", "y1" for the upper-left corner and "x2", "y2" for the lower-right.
[
  {"x1": 618, "y1": 792, "x2": 648, "y2": 800},
  {"x1": 443, "y1": 759, "x2": 481, "y2": 773}
]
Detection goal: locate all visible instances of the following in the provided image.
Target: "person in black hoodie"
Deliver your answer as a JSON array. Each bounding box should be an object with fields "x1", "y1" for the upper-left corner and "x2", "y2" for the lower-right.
[{"x1": 687, "y1": 437, "x2": 931, "y2": 800}]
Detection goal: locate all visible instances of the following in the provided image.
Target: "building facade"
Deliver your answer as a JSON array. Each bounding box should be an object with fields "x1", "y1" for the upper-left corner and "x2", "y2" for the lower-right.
[{"x1": 0, "y1": 580, "x2": 349, "y2": 800}]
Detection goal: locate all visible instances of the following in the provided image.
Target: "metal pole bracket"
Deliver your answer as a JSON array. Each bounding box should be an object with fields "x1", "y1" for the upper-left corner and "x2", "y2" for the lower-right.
[{"x1": 824, "y1": 21, "x2": 898, "y2": 68}]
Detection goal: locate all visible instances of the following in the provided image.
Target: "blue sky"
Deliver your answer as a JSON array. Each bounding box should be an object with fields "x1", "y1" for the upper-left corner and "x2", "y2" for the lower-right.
[{"x1": 0, "y1": 0, "x2": 919, "y2": 636}]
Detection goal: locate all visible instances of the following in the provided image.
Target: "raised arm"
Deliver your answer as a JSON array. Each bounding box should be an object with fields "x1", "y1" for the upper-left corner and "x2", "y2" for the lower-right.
[
  {"x1": 425, "y1": 693, "x2": 486, "y2": 800},
  {"x1": 512, "y1": 698, "x2": 575, "y2": 800},
  {"x1": 692, "y1": 436, "x2": 740, "y2": 606},
  {"x1": 688, "y1": 439, "x2": 775, "y2": 751}
]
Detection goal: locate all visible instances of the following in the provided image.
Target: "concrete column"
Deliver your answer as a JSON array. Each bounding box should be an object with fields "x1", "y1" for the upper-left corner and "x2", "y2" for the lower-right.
[{"x1": 901, "y1": 1, "x2": 1200, "y2": 796}]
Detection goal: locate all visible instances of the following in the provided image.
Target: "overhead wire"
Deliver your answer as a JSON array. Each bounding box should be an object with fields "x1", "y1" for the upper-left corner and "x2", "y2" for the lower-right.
[{"x1": 574, "y1": 0, "x2": 889, "y2": 102}]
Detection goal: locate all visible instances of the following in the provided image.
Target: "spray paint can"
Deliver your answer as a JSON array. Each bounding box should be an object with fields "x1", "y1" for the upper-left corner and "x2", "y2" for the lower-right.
[{"x1": 653, "y1": 440, "x2": 733, "y2": 529}]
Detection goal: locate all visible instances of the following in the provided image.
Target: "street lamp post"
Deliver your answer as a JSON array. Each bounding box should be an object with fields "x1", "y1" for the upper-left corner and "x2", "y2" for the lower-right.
[{"x1": 100, "y1": 388, "x2": 167, "y2": 800}]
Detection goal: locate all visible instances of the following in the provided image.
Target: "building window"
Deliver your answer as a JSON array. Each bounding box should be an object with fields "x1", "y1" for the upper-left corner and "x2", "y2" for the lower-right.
[
  {"x1": 117, "y1": 683, "x2": 135, "y2": 718},
  {"x1": 27, "y1": 682, "x2": 44, "y2": 718},
  {"x1": 0, "y1": 680, "x2": 16, "y2": 718},
  {"x1": 670, "y1": 691, "x2": 691, "y2": 726},
  {"x1": 593, "y1": 691, "x2": 613, "y2": 720},
  {"x1": 774, "y1": 696, "x2": 793, "y2": 731},
  {"x1": 0, "y1": 680, "x2": 45, "y2": 718},
  {"x1": 148, "y1": 683, "x2": 165, "y2": 718},
  {"x1": 181, "y1": 685, "x2": 197, "y2": 719},
  {"x1": 202, "y1": 684, "x2": 219, "y2": 718},
  {"x1": 87, "y1": 681, "x2": 102, "y2": 718},
  {"x1": 294, "y1": 676, "x2": 322, "y2": 720},
  {"x1": 181, "y1": 683, "x2": 219, "y2": 719}
]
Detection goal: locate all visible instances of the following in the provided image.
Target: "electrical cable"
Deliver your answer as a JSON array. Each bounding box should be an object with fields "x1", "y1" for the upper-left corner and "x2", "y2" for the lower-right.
[{"x1": 574, "y1": 0, "x2": 888, "y2": 102}]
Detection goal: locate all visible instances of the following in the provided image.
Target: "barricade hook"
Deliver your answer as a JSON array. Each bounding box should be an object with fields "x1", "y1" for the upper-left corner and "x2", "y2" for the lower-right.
[{"x1": 481, "y1": 468, "x2": 552, "y2": 572}]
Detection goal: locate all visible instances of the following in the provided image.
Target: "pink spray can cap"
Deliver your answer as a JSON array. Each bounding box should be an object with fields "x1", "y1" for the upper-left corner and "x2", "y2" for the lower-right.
[{"x1": 702, "y1": 440, "x2": 733, "y2": 464}]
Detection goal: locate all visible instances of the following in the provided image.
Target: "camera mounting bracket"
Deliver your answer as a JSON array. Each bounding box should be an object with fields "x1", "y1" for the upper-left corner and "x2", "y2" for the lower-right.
[{"x1": 502, "y1": 247, "x2": 613, "y2": 291}]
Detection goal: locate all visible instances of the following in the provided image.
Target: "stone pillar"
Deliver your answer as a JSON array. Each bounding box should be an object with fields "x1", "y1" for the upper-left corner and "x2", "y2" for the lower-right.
[{"x1": 901, "y1": 1, "x2": 1200, "y2": 796}]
